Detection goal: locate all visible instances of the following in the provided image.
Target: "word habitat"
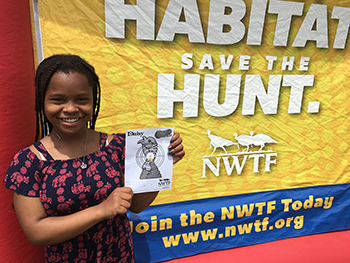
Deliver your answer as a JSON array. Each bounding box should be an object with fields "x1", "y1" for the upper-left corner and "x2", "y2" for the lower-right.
[{"x1": 106, "y1": 0, "x2": 350, "y2": 49}]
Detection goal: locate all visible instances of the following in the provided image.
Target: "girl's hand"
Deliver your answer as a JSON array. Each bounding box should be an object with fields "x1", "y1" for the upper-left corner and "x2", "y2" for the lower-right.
[
  {"x1": 99, "y1": 187, "x2": 133, "y2": 219},
  {"x1": 168, "y1": 132, "x2": 185, "y2": 164}
]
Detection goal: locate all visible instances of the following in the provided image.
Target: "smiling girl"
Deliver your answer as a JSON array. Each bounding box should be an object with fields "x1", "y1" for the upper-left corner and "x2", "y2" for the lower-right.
[{"x1": 4, "y1": 54, "x2": 185, "y2": 263}]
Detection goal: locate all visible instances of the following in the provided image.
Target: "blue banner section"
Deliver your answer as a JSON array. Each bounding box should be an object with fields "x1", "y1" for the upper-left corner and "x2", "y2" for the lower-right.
[{"x1": 128, "y1": 184, "x2": 350, "y2": 263}]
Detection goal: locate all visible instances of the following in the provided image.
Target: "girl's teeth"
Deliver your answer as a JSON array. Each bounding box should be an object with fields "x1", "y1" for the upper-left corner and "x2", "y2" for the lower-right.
[{"x1": 63, "y1": 118, "x2": 79, "y2": 123}]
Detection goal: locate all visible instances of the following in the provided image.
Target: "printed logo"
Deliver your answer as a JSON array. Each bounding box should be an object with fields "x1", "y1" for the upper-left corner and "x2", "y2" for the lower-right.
[
  {"x1": 155, "y1": 129, "x2": 172, "y2": 139},
  {"x1": 128, "y1": 131, "x2": 145, "y2": 136},
  {"x1": 203, "y1": 130, "x2": 278, "y2": 177},
  {"x1": 158, "y1": 178, "x2": 171, "y2": 187}
]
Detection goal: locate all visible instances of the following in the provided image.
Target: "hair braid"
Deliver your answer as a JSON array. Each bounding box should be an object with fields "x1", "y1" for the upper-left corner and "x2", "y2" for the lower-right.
[{"x1": 77, "y1": 58, "x2": 101, "y2": 130}]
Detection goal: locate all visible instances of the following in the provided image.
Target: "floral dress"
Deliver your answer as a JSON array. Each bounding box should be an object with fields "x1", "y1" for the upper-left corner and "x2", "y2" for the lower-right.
[{"x1": 4, "y1": 133, "x2": 134, "y2": 263}]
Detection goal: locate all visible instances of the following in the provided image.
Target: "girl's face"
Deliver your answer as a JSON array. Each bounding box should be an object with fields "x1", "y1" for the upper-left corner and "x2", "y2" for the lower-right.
[{"x1": 44, "y1": 72, "x2": 94, "y2": 137}]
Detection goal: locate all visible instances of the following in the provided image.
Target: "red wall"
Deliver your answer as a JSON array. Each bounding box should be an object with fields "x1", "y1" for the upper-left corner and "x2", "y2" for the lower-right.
[
  {"x1": 0, "y1": 0, "x2": 44, "y2": 262},
  {"x1": 164, "y1": 230, "x2": 350, "y2": 263}
]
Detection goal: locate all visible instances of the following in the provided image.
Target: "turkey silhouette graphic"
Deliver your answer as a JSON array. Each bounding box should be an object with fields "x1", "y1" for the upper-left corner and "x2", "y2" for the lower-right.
[{"x1": 205, "y1": 130, "x2": 277, "y2": 157}]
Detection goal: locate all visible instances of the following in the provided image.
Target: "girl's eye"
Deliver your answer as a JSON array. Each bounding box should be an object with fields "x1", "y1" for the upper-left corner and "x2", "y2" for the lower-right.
[
  {"x1": 77, "y1": 98, "x2": 89, "y2": 102},
  {"x1": 52, "y1": 98, "x2": 64, "y2": 102}
]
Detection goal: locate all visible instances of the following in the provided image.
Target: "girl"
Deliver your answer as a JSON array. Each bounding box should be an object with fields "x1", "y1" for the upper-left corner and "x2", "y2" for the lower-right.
[{"x1": 4, "y1": 54, "x2": 185, "y2": 262}]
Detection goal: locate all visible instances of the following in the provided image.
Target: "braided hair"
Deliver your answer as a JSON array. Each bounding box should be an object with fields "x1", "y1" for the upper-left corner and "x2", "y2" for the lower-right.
[{"x1": 34, "y1": 54, "x2": 101, "y2": 141}]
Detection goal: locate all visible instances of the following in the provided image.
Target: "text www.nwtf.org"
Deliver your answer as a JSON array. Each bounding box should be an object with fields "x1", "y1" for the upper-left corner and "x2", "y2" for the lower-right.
[{"x1": 162, "y1": 215, "x2": 304, "y2": 248}]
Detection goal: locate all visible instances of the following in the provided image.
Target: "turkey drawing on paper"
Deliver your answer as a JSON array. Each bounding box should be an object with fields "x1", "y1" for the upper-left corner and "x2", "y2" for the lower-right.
[{"x1": 125, "y1": 127, "x2": 174, "y2": 193}]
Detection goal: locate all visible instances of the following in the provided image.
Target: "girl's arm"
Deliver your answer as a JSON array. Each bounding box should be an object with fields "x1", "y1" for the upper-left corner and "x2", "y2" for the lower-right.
[
  {"x1": 129, "y1": 132, "x2": 185, "y2": 213},
  {"x1": 13, "y1": 186, "x2": 133, "y2": 245},
  {"x1": 129, "y1": 191, "x2": 159, "y2": 213}
]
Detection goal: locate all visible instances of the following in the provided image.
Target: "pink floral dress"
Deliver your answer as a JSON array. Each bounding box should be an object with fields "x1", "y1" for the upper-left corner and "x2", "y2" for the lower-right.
[{"x1": 4, "y1": 133, "x2": 134, "y2": 263}]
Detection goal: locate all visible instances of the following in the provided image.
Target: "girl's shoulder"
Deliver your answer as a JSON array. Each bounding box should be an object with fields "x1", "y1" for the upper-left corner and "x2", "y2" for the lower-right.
[
  {"x1": 11, "y1": 146, "x2": 40, "y2": 164},
  {"x1": 106, "y1": 133, "x2": 125, "y2": 145},
  {"x1": 28, "y1": 143, "x2": 44, "y2": 160},
  {"x1": 4, "y1": 146, "x2": 42, "y2": 197}
]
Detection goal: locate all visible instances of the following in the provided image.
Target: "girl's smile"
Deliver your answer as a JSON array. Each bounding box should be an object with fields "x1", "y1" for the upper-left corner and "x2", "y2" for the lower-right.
[{"x1": 61, "y1": 118, "x2": 80, "y2": 123}]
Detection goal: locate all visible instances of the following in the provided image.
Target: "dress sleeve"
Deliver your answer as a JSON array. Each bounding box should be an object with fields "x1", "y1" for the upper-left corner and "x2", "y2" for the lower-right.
[{"x1": 3, "y1": 147, "x2": 41, "y2": 197}]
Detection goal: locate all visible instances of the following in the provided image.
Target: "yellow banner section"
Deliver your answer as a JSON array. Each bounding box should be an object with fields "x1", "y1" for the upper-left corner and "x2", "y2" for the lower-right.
[{"x1": 35, "y1": 0, "x2": 350, "y2": 205}]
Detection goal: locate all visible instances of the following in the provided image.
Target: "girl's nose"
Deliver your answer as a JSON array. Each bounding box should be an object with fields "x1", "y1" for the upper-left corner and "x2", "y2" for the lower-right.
[{"x1": 63, "y1": 101, "x2": 78, "y2": 112}]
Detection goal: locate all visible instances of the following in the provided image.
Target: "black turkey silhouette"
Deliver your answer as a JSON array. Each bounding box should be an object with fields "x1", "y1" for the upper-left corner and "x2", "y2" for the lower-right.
[{"x1": 137, "y1": 136, "x2": 162, "y2": 179}]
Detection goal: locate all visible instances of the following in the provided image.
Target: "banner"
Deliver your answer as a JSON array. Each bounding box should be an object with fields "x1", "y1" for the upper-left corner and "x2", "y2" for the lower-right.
[
  {"x1": 129, "y1": 183, "x2": 350, "y2": 262},
  {"x1": 34, "y1": 0, "x2": 350, "y2": 261}
]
